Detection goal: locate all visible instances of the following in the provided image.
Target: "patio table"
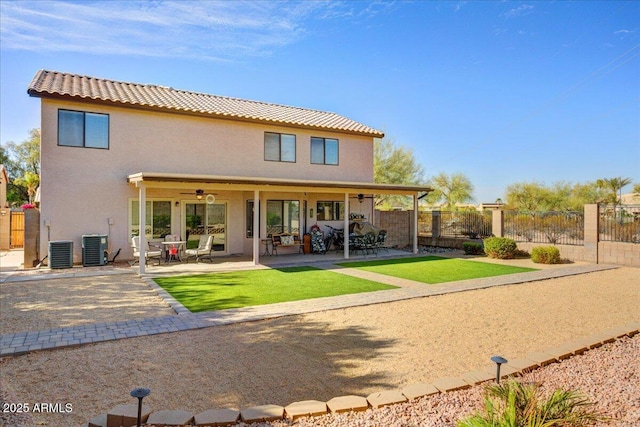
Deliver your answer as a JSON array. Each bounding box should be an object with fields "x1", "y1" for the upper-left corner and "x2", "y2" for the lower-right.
[{"x1": 161, "y1": 241, "x2": 186, "y2": 263}]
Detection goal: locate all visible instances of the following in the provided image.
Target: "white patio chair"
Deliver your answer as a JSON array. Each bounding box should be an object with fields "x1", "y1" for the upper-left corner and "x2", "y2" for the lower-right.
[
  {"x1": 184, "y1": 235, "x2": 213, "y2": 263},
  {"x1": 131, "y1": 236, "x2": 162, "y2": 265}
]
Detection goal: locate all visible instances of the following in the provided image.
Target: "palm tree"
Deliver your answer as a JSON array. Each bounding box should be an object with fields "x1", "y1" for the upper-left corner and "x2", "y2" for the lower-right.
[
  {"x1": 596, "y1": 177, "x2": 632, "y2": 205},
  {"x1": 14, "y1": 171, "x2": 40, "y2": 204}
]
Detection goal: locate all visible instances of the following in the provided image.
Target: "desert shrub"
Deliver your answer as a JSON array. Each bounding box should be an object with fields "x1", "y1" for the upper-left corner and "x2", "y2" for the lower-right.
[
  {"x1": 457, "y1": 380, "x2": 606, "y2": 427},
  {"x1": 531, "y1": 246, "x2": 561, "y2": 264},
  {"x1": 483, "y1": 237, "x2": 517, "y2": 259},
  {"x1": 463, "y1": 242, "x2": 484, "y2": 255}
]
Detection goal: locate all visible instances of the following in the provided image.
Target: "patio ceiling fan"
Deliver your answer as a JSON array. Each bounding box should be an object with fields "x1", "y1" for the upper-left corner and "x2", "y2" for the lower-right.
[
  {"x1": 179, "y1": 189, "x2": 218, "y2": 203},
  {"x1": 350, "y1": 193, "x2": 375, "y2": 203}
]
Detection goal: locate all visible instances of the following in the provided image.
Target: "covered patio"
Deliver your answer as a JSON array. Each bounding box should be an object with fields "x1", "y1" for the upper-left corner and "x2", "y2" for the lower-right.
[{"x1": 128, "y1": 172, "x2": 431, "y2": 275}]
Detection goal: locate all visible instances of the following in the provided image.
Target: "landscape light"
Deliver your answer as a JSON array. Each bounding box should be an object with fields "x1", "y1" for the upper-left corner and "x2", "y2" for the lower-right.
[
  {"x1": 130, "y1": 387, "x2": 151, "y2": 427},
  {"x1": 491, "y1": 356, "x2": 508, "y2": 384}
]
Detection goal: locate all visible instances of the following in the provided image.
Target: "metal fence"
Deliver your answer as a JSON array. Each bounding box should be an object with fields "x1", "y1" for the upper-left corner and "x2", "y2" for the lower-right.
[
  {"x1": 599, "y1": 204, "x2": 640, "y2": 243},
  {"x1": 503, "y1": 211, "x2": 584, "y2": 245},
  {"x1": 419, "y1": 210, "x2": 492, "y2": 239}
]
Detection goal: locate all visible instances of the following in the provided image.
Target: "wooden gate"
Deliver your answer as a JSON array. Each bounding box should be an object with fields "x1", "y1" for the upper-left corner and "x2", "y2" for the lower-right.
[{"x1": 10, "y1": 211, "x2": 24, "y2": 248}]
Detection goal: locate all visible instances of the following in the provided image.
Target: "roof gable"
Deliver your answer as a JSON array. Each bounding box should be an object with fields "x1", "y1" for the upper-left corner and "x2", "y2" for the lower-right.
[{"x1": 28, "y1": 70, "x2": 384, "y2": 137}]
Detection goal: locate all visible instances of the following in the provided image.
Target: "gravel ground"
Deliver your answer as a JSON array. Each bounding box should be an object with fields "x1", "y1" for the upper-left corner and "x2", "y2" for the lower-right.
[{"x1": 0, "y1": 265, "x2": 638, "y2": 427}]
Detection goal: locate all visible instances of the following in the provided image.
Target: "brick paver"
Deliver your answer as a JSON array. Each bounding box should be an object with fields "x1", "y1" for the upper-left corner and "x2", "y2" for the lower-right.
[{"x1": 0, "y1": 261, "x2": 616, "y2": 358}]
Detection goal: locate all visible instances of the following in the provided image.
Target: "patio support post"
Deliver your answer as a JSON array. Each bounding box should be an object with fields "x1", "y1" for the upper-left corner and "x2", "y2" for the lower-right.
[
  {"x1": 138, "y1": 183, "x2": 146, "y2": 275},
  {"x1": 344, "y1": 192, "x2": 350, "y2": 259},
  {"x1": 252, "y1": 190, "x2": 260, "y2": 265},
  {"x1": 413, "y1": 193, "x2": 419, "y2": 254}
]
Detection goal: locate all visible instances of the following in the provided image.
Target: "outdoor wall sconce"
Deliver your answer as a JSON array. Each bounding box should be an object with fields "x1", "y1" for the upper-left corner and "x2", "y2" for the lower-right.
[
  {"x1": 491, "y1": 355, "x2": 508, "y2": 383},
  {"x1": 309, "y1": 208, "x2": 314, "y2": 217},
  {"x1": 195, "y1": 189, "x2": 204, "y2": 200},
  {"x1": 130, "y1": 387, "x2": 151, "y2": 427},
  {"x1": 357, "y1": 193, "x2": 364, "y2": 203},
  {"x1": 175, "y1": 201, "x2": 180, "y2": 207}
]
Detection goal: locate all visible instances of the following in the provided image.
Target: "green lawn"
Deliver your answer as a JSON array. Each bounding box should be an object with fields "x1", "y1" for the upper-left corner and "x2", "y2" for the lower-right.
[
  {"x1": 338, "y1": 256, "x2": 536, "y2": 283},
  {"x1": 153, "y1": 266, "x2": 397, "y2": 312}
]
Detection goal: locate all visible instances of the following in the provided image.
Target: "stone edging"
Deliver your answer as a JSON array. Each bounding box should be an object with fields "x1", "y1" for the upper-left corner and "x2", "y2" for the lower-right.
[{"x1": 85, "y1": 322, "x2": 640, "y2": 427}]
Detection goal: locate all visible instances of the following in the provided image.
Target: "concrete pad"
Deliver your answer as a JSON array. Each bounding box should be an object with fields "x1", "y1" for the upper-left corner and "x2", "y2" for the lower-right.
[
  {"x1": 402, "y1": 383, "x2": 440, "y2": 400},
  {"x1": 366, "y1": 390, "x2": 407, "y2": 408},
  {"x1": 526, "y1": 351, "x2": 558, "y2": 367},
  {"x1": 194, "y1": 408, "x2": 240, "y2": 426},
  {"x1": 326, "y1": 395, "x2": 369, "y2": 413},
  {"x1": 284, "y1": 400, "x2": 328, "y2": 420},
  {"x1": 88, "y1": 413, "x2": 107, "y2": 427},
  {"x1": 461, "y1": 370, "x2": 495, "y2": 386},
  {"x1": 146, "y1": 409, "x2": 194, "y2": 426},
  {"x1": 240, "y1": 404, "x2": 284, "y2": 423},
  {"x1": 432, "y1": 377, "x2": 470, "y2": 393},
  {"x1": 107, "y1": 404, "x2": 151, "y2": 427}
]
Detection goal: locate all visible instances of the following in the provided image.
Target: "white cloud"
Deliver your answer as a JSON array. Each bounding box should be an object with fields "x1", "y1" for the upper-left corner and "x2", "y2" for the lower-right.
[
  {"x1": 502, "y1": 4, "x2": 534, "y2": 19},
  {"x1": 0, "y1": 0, "x2": 380, "y2": 61}
]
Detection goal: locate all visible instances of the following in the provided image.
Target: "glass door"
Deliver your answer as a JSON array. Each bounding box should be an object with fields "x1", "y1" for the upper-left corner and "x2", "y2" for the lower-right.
[{"x1": 184, "y1": 202, "x2": 227, "y2": 254}]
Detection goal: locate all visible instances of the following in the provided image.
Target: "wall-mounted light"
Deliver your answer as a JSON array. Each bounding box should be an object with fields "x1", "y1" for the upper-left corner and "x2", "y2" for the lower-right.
[
  {"x1": 175, "y1": 201, "x2": 180, "y2": 207},
  {"x1": 196, "y1": 189, "x2": 204, "y2": 200}
]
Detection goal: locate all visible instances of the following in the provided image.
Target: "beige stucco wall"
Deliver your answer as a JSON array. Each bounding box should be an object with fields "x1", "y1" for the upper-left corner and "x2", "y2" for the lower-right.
[
  {"x1": 0, "y1": 167, "x2": 11, "y2": 250},
  {"x1": 39, "y1": 99, "x2": 375, "y2": 262}
]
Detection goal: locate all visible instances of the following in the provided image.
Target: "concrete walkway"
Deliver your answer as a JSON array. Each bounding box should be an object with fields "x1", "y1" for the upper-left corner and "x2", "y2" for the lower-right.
[{"x1": 0, "y1": 252, "x2": 617, "y2": 358}]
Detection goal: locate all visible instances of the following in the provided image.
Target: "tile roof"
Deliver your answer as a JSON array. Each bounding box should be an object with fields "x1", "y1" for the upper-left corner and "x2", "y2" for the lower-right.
[{"x1": 27, "y1": 70, "x2": 384, "y2": 137}]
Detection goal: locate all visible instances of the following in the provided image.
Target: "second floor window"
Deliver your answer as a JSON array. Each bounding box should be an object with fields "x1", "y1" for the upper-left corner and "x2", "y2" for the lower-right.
[
  {"x1": 265, "y1": 132, "x2": 296, "y2": 162},
  {"x1": 58, "y1": 109, "x2": 109, "y2": 149},
  {"x1": 311, "y1": 137, "x2": 338, "y2": 165}
]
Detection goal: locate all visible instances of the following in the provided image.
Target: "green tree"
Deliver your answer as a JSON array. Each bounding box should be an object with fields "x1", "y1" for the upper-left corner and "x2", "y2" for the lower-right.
[
  {"x1": 2, "y1": 128, "x2": 41, "y2": 205},
  {"x1": 633, "y1": 183, "x2": 640, "y2": 195},
  {"x1": 426, "y1": 172, "x2": 474, "y2": 211},
  {"x1": 374, "y1": 137, "x2": 425, "y2": 209}
]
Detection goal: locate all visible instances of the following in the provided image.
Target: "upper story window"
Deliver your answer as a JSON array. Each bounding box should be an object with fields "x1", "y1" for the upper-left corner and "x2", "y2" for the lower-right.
[
  {"x1": 58, "y1": 110, "x2": 109, "y2": 149},
  {"x1": 265, "y1": 132, "x2": 296, "y2": 162},
  {"x1": 311, "y1": 137, "x2": 338, "y2": 165}
]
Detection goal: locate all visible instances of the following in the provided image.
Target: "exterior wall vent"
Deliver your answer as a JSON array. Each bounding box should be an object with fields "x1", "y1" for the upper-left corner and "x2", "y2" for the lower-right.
[
  {"x1": 82, "y1": 234, "x2": 108, "y2": 266},
  {"x1": 49, "y1": 240, "x2": 73, "y2": 269}
]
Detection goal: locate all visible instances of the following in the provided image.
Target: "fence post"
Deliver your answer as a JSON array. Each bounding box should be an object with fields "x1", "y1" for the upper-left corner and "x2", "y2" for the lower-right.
[
  {"x1": 583, "y1": 204, "x2": 599, "y2": 263},
  {"x1": 492, "y1": 209, "x2": 504, "y2": 237}
]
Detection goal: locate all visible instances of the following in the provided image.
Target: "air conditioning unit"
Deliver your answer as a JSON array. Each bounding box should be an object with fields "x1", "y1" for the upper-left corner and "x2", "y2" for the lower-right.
[
  {"x1": 82, "y1": 234, "x2": 108, "y2": 266},
  {"x1": 49, "y1": 240, "x2": 73, "y2": 269}
]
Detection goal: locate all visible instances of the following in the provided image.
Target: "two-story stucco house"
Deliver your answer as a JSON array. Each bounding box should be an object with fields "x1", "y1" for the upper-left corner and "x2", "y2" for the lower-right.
[{"x1": 28, "y1": 70, "x2": 429, "y2": 272}]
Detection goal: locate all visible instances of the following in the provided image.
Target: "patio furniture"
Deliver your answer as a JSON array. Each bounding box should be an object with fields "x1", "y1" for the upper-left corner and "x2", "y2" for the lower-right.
[
  {"x1": 184, "y1": 235, "x2": 213, "y2": 263},
  {"x1": 271, "y1": 233, "x2": 304, "y2": 255},
  {"x1": 131, "y1": 236, "x2": 162, "y2": 265},
  {"x1": 161, "y1": 239, "x2": 186, "y2": 263},
  {"x1": 375, "y1": 230, "x2": 388, "y2": 253}
]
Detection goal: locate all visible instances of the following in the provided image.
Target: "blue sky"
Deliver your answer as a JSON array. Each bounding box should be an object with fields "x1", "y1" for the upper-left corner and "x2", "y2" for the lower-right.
[{"x1": 1, "y1": 0, "x2": 638, "y2": 202}]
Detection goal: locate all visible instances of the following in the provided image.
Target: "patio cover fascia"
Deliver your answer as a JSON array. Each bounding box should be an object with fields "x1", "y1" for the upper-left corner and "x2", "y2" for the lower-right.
[{"x1": 127, "y1": 172, "x2": 432, "y2": 274}]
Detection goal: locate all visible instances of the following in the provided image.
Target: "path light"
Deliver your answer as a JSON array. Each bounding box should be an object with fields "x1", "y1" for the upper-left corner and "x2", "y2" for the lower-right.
[
  {"x1": 130, "y1": 387, "x2": 151, "y2": 427},
  {"x1": 491, "y1": 356, "x2": 508, "y2": 384}
]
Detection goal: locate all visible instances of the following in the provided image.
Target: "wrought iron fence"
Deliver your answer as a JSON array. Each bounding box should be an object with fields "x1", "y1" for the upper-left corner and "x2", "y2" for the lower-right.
[
  {"x1": 599, "y1": 204, "x2": 640, "y2": 243},
  {"x1": 503, "y1": 211, "x2": 584, "y2": 245},
  {"x1": 419, "y1": 210, "x2": 492, "y2": 238}
]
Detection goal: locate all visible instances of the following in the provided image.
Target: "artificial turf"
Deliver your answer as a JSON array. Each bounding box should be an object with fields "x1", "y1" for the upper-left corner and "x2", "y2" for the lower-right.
[
  {"x1": 337, "y1": 256, "x2": 536, "y2": 283},
  {"x1": 153, "y1": 266, "x2": 397, "y2": 312}
]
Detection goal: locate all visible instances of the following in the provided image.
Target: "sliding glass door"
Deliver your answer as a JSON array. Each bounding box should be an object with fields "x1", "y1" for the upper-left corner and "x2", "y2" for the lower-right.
[{"x1": 184, "y1": 202, "x2": 227, "y2": 253}]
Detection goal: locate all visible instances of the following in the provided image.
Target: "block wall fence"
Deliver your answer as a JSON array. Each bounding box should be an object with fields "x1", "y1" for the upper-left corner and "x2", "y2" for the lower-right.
[{"x1": 375, "y1": 204, "x2": 639, "y2": 267}]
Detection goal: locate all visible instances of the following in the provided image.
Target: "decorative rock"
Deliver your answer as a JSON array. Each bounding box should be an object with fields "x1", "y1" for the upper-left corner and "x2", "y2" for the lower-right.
[
  {"x1": 107, "y1": 404, "x2": 151, "y2": 427},
  {"x1": 194, "y1": 408, "x2": 240, "y2": 426},
  {"x1": 366, "y1": 390, "x2": 407, "y2": 408},
  {"x1": 402, "y1": 382, "x2": 440, "y2": 400},
  {"x1": 326, "y1": 395, "x2": 369, "y2": 413},
  {"x1": 146, "y1": 409, "x2": 194, "y2": 426},
  {"x1": 284, "y1": 400, "x2": 328, "y2": 420},
  {"x1": 240, "y1": 404, "x2": 284, "y2": 423},
  {"x1": 431, "y1": 376, "x2": 470, "y2": 392}
]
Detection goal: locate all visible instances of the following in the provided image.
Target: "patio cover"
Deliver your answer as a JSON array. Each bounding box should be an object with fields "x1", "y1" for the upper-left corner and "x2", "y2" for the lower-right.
[{"x1": 127, "y1": 172, "x2": 432, "y2": 274}]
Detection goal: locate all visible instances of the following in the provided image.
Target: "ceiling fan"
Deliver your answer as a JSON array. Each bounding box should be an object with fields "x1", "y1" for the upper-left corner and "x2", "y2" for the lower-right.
[
  {"x1": 350, "y1": 193, "x2": 375, "y2": 203},
  {"x1": 179, "y1": 189, "x2": 218, "y2": 203}
]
